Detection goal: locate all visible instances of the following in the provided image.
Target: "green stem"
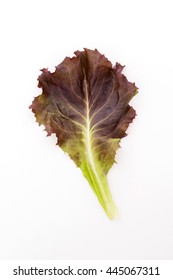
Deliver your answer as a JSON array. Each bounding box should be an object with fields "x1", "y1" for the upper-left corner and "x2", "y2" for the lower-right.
[{"x1": 82, "y1": 161, "x2": 117, "y2": 219}]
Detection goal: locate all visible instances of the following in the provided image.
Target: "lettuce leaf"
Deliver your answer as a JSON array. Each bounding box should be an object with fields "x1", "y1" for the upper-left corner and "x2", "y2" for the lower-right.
[{"x1": 30, "y1": 48, "x2": 138, "y2": 219}]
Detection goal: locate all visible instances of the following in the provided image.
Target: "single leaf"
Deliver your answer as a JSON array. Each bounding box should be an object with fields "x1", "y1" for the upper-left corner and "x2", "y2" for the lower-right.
[{"x1": 30, "y1": 48, "x2": 138, "y2": 219}]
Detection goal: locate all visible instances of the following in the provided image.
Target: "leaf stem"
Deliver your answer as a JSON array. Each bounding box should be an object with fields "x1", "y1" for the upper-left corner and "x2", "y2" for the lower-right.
[{"x1": 84, "y1": 161, "x2": 117, "y2": 219}]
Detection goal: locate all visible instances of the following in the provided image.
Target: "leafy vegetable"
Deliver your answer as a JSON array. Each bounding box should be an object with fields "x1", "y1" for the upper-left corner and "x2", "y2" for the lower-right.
[{"x1": 30, "y1": 48, "x2": 138, "y2": 219}]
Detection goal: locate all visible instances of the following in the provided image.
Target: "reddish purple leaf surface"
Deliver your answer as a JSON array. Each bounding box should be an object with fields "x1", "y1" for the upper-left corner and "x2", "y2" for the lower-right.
[{"x1": 30, "y1": 48, "x2": 138, "y2": 218}]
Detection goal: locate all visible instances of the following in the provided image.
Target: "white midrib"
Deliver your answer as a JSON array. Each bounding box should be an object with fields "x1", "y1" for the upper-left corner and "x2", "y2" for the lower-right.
[{"x1": 84, "y1": 78, "x2": 109, "y2": 205}]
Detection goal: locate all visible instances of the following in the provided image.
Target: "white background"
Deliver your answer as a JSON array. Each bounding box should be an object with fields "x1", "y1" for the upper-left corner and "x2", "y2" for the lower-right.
[{"x1": 0, "y1": 0, "x2": 173, "y2": 260}]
